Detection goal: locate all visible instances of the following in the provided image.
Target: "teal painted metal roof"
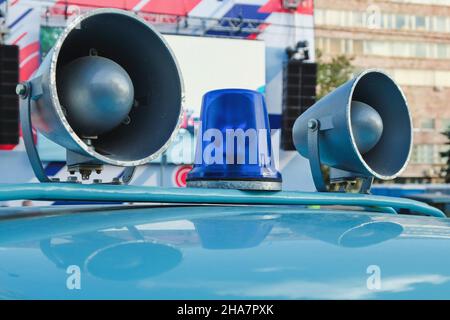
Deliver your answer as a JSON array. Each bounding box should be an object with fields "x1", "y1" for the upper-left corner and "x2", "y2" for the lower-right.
[{"x1": 0, "y1": 204, "x2": 449, "y2": 299}]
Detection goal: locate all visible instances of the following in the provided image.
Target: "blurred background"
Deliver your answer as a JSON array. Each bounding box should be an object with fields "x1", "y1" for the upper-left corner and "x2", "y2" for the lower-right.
[{"x1": 0, "y1": 0, "x2": 449, "y2": 209}]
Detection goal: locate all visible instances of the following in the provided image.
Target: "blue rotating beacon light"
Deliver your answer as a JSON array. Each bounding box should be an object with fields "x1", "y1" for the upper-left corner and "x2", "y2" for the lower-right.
[{"x1": 186, "y1": 89, "x2": 282, "y2": 191}]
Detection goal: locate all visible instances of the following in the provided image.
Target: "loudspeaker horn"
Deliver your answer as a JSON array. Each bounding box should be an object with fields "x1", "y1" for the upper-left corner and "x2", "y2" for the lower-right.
[
  {"x1": 17, "y1": 9, "x2": 184, "y2": 183},
  {"x1": 292, "y1": 69, "x2": 412, "y2": 193}
]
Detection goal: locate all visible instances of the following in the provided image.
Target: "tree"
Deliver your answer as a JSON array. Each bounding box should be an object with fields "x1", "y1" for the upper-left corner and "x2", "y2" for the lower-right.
[
  {"x1": 316, "y1": 49, "x2": 354, "y2": 99},
  {"x1": 441, "y1": 129, "x2": 450, "y2": 183}
]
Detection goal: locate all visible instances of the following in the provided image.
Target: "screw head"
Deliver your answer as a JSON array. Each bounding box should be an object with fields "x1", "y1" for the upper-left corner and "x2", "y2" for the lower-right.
[
  {"x1": 16, "y1": 83, "x2": 27, "y2": 97},
  {"x1": 308, "y1": 119, "x2": 318, "y2": 130}
]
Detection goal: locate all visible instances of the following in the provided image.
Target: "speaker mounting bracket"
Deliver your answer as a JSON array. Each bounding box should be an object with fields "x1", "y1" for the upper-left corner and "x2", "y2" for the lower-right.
[
  {"x1": 307, "y1": 118, "x2": 373, "y2": 194},
  {"x1": 19, "y1": 82, "x2": 52, "y2": 183},
  {"x1": 329, "y1": 168, "x2": 374, "y2": 194},
  {"x1": 17, "y1": 82, "x2": 136, "y2": 185},
  {"x1": 307, "y1": 119, "x2": 327, "y2": 192}
]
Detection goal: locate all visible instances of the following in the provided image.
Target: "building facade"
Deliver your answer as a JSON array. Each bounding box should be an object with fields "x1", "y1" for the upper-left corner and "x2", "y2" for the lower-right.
[{"x1": 314, "y1": 0, "x2": 450, "y2": 182}]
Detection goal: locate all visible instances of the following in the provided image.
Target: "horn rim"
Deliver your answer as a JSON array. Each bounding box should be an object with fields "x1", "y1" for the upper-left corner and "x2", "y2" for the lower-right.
[
  {"x1": 49, "y1": 8, "x2": 185, "y2": 166},
  {"x1": 346, "y1": 69, "x2": 413, "y2": 180}
]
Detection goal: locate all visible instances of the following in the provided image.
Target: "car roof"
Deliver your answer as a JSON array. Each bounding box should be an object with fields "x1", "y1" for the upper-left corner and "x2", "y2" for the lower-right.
[{"x1": 0, "y1": 204, "x2": 449, "y2": 299}]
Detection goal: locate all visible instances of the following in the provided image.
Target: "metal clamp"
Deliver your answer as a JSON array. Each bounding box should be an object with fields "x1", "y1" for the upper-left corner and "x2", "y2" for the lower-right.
[
  {"x1": 307, "y1": 119, "x2": 327, "y2": 192},
  {"x1": 18, "y1": 82, "x2": 52, "y2": 183},
  {"x1": 307, "y1": 118, "x2": 374, "y2": 194}
]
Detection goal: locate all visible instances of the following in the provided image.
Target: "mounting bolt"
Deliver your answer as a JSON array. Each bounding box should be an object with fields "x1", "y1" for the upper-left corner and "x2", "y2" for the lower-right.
[
  {"x1": 308, "y1": 119, "x2": 319, "y2": 130},
  {"x1": 80, "y1": 170, "x2": 91, "y2": 180},
  {"x1": 16, "y1": 83, "x2": 28, "y2": 98},
  {"x1": 122, "y1": 115, "x2": 131, "y2": 125}
]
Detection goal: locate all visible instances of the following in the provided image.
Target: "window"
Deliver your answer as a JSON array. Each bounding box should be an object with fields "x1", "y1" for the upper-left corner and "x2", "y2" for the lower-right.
[
  {"x1": 367, "y1": 40, "x2": 449, "y2": 59},
  {"x1": 415, "y1": 16, "x2": 426, "y2": 30},
  {"x1": 353, "y1": 11, "x2": 364, "y2": 27},
  {"x1": 365, "y1": 41, "x2": 389, "y2": 56},
  {"x1": 341, "y1": 10, "x2": 351, "y2": 27},
  {"x1": 317, "y1": 38, "x2": 450, "y2": 60},
  {"x1": 315, "y1": 9, "x2": 450, "y2": 33},
  {"x1": 442, "y1": 119, "x2": 450, "y2": 131},
  {"x1": 381, "y1": 13, "x2": 394, "y2": 29},
  {"x1": 437, "y1": 43, "x2": 448, "y2": 59},
  {"x1": 411, "y1": 144, "x2": 441, "y2": 164},
  {"x1": 315, "y1": 9, "x2": 324, "y2": 25},
  {"x1": 342, "y1": 39, "x2": 352, "y2": 54},
  {"x1": 420, "y1": 118, "x2": 436, "y2": 130},
  {"x1": 329, "y1": 39, "x2": 341, "y2": 54},
  {"x1": 325, "y1": 10, "x2": 340, "y2": 26},
  {"x1": 390, "y1": 0, "x2": 450, "y2": 6},
  {"x1": 434, "y1": 16, "x2": 447, "y2": 32},
  {"x1": 316, "y1": 37, "x2": 326, "y2": 52},
  {"x1": 353, "y1": 40, "x2": 363, "y2": 55},
  {"x1": 414, "y1": 43, "x2": 427, "y2": 58},
  {"x1": 396, "y1": 15, "x2": 407, "y2": 29},
  {"x1": 392, "y1": 42, "x2": 410, "y2": 57}
]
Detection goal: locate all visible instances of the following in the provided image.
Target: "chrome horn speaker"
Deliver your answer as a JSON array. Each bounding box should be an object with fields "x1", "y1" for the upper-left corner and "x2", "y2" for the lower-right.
[
  {"x1": 17, "y1": 9, "x2": 184, "y2": 184},
  {"x1": 292, "y1": 69, "x2": 412, "y2": 193}
]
